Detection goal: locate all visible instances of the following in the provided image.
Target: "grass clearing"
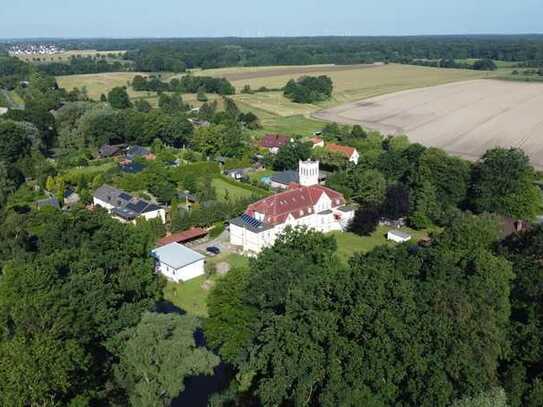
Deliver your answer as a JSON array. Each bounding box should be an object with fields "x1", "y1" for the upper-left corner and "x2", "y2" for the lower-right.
[
  {"x1": 211, "y1": 177, "x2": 262, "y2": 201},
  {"x1": 61, "y1": 161, "x2": 116, "y2": 182},
  {"x1": 163, "y1": 253, "x2": 249, "y2": 317},
  {"x1": 251, "y1": 114, "x2": 326, "y2": 138},
  {"x1": 331, "y1": 226, "x2": 434, "y2": 263},
  {"x1": 215, "y1": 64, "x2": 492, "y2": 117},
  {"x1": 248, "y1": 169, "x2": 274, "y2": 182},
  {"x1": 57, "y1": 72, "x2": 148, "y2": 99}
]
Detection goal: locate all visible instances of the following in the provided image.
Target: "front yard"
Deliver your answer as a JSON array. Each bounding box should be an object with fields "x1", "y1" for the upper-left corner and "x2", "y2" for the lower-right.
[
  {"x1": 331, "y1": 225, "x2": 437, "y2": 263},
  {"x1": 163, "y1": 253, "x2": 249, "y2": 317}
]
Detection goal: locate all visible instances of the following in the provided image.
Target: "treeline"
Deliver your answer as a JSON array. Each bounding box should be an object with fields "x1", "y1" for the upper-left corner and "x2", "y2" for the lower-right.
[
  {"x1": 284, "y1": 75, "x2": 333, "y2": 103},
  {"x1": 320, "y1": 123, "x2": 542, "y2": 227},
  {"x1": 119, "y1": 35, "x2": 543, "y2": 70},
  {"x1": 408, "y1": 57, "x2": 498, "y2": 70},
  {"x1": 37, "y1": 57, "x2": 131, "y2": 76},
  {"x1": 4, "y1": 36, "x2": 543, "y2": 74},
  {"x1": 132, "y1": 74, "x2": 235, "y2": 95}
]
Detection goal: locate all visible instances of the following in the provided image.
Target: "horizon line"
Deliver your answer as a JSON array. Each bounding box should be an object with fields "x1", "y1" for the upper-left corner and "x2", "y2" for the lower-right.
[{"x1": 2, "y1": 32, "x2": 543, "y2": 41}]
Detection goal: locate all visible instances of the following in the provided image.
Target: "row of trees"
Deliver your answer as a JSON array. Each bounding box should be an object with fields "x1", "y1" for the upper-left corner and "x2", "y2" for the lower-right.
[
  {"x1": 132, "y1": 74, "x2": 235, "y2": 95},
  {"x1": 408, "y1": 57, "x2": 498, "y2": 71},
  {"x1": 37, "y1": 57, "x2": 130, "y2": 76}
]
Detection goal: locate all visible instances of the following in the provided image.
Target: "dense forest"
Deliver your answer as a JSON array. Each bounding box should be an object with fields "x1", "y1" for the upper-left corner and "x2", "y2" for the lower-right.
[{"x1": 3, "y1": 35, "x2": 543, "y2": 73}]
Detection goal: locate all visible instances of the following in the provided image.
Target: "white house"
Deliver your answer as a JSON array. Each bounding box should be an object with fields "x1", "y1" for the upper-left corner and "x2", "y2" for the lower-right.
[
  {"x1": 93, "y1": 185, "x2": 166, "y2": 224},
  {"x1": 387, "y1": 230, "x2": 412, "y2": 243},
  {"x1": 230, "y1": 160, "x2": 355, "y2": 254},
  {"x1": 151, "y1": 243, "x2": 205, "y2": 283}
]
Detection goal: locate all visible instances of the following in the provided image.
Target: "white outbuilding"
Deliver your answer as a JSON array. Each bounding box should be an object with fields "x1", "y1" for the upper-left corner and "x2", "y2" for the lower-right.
[
  {"x1": 387, "y1": 230, "x2": 412, "y2": 243},
  {"x1": 151, "y1": 243, "x2": 205, "y2": 283}
]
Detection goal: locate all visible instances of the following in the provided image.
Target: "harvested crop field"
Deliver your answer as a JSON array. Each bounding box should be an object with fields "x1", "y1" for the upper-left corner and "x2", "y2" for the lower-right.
[{"x1": 314, "y1": 79, "x2": 543, "y2": 168}]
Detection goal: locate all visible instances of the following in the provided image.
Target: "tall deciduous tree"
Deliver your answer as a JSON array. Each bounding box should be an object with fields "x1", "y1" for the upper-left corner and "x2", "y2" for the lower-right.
[
  {"x1": 470, "y1": 148, "x2": 541, "y2": 219},
  {"x1": 107, "y1": 86, "x2": 132, "y2": 109},
  {"x1": 114, "y1": 312, "x2": 219, "y2": 407}
]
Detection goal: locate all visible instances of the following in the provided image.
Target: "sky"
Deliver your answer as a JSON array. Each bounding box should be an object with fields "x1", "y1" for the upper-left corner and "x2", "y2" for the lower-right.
[{"x1": 1, "y1": 0, "x2": 542, "y2": 38}]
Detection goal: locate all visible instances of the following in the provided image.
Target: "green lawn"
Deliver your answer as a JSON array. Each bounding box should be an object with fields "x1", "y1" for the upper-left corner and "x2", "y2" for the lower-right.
[
  {"x1": 248, "y1": 169, "x2": 274, "y2": 182},
  {"x1": 212, "y1": 176, "x2": 266, "y2": 201},
  {"x1": 61, "y1": 161, "x2": 116, "y2": 182},
  {"x1": 331, "y1": 226, "x2": 436, "y2": 263},
  {"x1": 251, "y1": 114, "x2": 326, "y2": 139},
  {"x1": 163, "y1": 253, "x2": 249, "y2": 317}
]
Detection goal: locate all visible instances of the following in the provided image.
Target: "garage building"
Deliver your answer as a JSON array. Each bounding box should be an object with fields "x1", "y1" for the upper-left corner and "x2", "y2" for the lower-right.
[{"x1": 151, "y1": 243, "x2": 205, "y2": 283}]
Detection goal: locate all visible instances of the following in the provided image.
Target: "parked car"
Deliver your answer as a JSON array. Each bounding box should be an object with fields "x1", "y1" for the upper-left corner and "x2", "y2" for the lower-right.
[{"x1": 206, "y1": 246, "x2": 221, "y2": 256}]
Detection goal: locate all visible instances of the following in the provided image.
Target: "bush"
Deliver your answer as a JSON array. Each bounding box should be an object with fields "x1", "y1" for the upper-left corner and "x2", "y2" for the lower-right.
[
  {"x1": 205, "y1": 261, "x2": 217, "y2": 277},
  {"x1": 209, "y1": 222, "x2": 225, "y2": 238}
]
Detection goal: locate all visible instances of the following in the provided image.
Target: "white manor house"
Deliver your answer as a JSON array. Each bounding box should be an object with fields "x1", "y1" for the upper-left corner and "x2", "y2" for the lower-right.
[{"x1": 230, "y1": 160, "x2": 354, "y2": 254}]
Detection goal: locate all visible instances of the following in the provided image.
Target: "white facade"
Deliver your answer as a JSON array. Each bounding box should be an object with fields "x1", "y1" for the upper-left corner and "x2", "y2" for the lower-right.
[
  {"x1": 230, "y1": 161, "x2": 355, "y2": 255},
  {"x1": 156, "y1": 258, "x2": 205, "y2": 283},
  {"x1": 350, "y1": 150, "x2": 360, "y2": 165},
  {"x1": 93, "y1": 197, "x2": 115, "y2": 211},
  {"x1": 387, "y1": 230, "x2": 412, "y2": 243},
  {"x1": 141, "y1": 208, "x2": 167, "y2": 223},
  {"x1": 299, "y1": 160, "x2": 319, "y2": 186},
  {"x1": 231, "y1": 194, "x2": 354, "y2": 255},
  {"x1": 151, "y1": 243, "x2": 206, "y2": 283}
]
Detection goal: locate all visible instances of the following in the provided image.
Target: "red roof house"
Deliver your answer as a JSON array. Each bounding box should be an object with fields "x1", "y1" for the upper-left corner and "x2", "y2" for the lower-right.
[
  {"x1": 246, "y1": 184, "x2": 345, "y2": 226},
  {"x1": 259, "y1": 134, "x2": 290, "y2": 150},
  {"x1": 325, "y1": 143, "x2": 360, "y2": 164}
]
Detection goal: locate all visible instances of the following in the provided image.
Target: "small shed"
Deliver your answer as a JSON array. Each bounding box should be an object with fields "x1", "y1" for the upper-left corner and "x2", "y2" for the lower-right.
[
  {"x1": 151, "y1": 243, "x2": 205, "y2": 283},
  {"x1": 35, "y1": 197, "x2": 60, "y2": 210},
  {"x1": 387, "y1": 230, "x2": 412, "y2": 243}
]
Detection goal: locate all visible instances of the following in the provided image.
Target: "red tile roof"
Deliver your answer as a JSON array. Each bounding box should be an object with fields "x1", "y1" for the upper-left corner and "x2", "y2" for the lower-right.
[
  {"x1": 326, "y1": 143, "x2": 357, "y2": 158},
  {"x1": 246, "y1": 185, "x2": 345, "y2": 225},
  {"x1": 157, "y1": 227, "x2": 208, "y2": 246},
  {"x1": 259, "y1": 134, "x2": 290, "y2": 149}
]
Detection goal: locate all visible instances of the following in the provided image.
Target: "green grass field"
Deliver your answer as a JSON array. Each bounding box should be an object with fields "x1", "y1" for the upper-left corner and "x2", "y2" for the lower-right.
[
  {"x1": 57, "y1": 72, "x2": 148, "y2": 99},
  {"x1": 56, "y1": 64, "x2": 491, "y2": 115},
  {"x1": 331, "y1": 226, "x2": 435, "y2": 263},
  {"x1": 163, "y1": 253, "x2": 249, "y2": 317},
  {"x1": 211, "y1": 176, "x2": 268, "y2": 201},
  {"x1": 223, "y1": 64, "x2": 492, "y2": 116},
  {"x1": 253, "y1": 114, "x2": 326, "y2": 138},
  {"x1": 61, "y1": 161, "x2": 116, "y2": 181}
]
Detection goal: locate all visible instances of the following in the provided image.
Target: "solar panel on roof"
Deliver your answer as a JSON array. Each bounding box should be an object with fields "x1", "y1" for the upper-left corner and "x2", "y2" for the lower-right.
[
  {"x1": 126, "y1": 201, "x2": 148, "y2": 213},
  {"x1": 119, "y1": 192, "x2": 132, "y2": 201},
  {"x1": 240, "y1": 213, "x2": 263, "y2": 228}
]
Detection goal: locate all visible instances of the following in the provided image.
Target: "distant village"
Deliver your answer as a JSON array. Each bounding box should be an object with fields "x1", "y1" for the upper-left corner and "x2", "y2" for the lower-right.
[{"x1": 8, "y1": 43, "x2": 64, "y2": 56}]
